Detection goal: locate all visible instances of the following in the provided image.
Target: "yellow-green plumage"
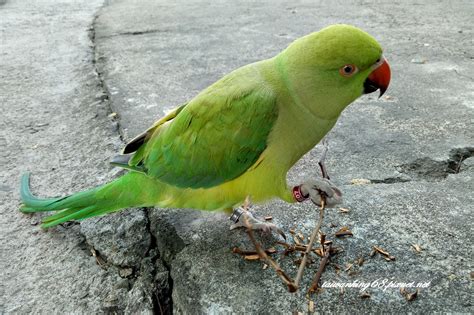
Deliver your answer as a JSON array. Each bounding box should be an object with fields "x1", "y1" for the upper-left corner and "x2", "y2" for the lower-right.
[{"x1": 20, "y1": 24, "x2": 386, "y2": 228}]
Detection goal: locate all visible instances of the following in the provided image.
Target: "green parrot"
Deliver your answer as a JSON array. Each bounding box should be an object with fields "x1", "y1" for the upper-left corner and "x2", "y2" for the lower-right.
[{"x1": 20, "y1": 24, "x2": 391, "y2": 232}]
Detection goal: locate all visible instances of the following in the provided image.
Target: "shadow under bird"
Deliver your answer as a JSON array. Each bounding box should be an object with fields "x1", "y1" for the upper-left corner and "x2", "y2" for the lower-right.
[{"x1": 20, "y1": 24, "x2": 391, "y2": 234}]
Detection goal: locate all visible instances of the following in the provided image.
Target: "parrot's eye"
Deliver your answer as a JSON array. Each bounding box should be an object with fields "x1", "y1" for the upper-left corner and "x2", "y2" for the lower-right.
[{"x1": 339, "y1": 64, "x2": 358, "y2": 77}]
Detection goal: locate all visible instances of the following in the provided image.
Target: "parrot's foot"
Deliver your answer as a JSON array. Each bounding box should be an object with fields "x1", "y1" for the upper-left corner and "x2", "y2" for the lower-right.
[
  {"x1": 229, "y1": 207, "x2": 286, "y2": 239},
  {"x1": 295, "y1": 178, "x2": 343, "y2": 207}
]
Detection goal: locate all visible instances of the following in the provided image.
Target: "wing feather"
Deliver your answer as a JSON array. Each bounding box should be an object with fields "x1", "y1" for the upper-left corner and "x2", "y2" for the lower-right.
[{"x1": 125, "y1": 67, "x2": 278, "y2": 189}]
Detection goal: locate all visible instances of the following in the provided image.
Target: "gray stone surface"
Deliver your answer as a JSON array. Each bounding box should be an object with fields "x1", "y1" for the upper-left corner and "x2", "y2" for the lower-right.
[
  {"x1": 81, "y1": 208, "x2": 151, "y2": 268},
  {"x1": 2, "y1": 0, "x2": 473, "y2": 313}
]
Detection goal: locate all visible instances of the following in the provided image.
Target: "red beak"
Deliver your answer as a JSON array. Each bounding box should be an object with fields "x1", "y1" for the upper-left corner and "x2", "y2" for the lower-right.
[{"x1": 364, "y1": 58, "x2": 391, "y2": 98}]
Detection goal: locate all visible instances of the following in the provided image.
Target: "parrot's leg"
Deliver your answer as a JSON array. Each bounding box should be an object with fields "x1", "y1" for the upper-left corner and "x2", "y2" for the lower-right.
[{"x1": 228, "y1": 204, "x2": 286, "y2": 239}]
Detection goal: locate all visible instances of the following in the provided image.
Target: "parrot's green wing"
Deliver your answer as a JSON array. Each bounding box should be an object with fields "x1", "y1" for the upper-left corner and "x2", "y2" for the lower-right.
[
  {"x1": 123, "y1": 103, "x2": 188, "y2": 155},
  {"x1": 123, "y1": 79, "x2": 278, "y2": 189}
]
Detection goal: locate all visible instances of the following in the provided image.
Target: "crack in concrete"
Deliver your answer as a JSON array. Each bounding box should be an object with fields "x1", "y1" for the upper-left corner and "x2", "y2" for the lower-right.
[
  {"x1": 453, "y1": 69, "x2": 474, "y2": 82},
  {"x1": 145, "y1": 208, "x2": 173, "y2": 314},
  {"x1": 88, "y1": 9, "x2": 173, "y2": 314},
  {"x1": 89, "y1": 15, "x2": 127, "y2": 144},
  {"x1": 96, "y1": 29, "x2": 171, "y2": 40},
  {"x1": 369, "y1": 177, "x2": 411, "y2": 184},
  {"x1": 366, "y1": 148, "x2": 473, "y2": 185},
  {"x1": 398, "y1": 147, "x2": 474, "y2": 181}
]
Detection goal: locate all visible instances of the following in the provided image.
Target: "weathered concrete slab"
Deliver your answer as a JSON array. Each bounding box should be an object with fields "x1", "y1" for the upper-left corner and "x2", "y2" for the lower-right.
[
  {"x1": 94, "y1": 0, "x2": 473, "y2": 313},
  {"x1": 1, "y1": 0, "x2": 156, "y2": 313}
]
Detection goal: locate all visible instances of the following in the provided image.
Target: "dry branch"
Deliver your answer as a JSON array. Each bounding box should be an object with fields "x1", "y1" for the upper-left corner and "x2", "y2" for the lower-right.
[
  {"x1": 308, "y1": 244, "x2": 332, "y2": 293},
  {"x1": 294, "y1": 199, "x2": 326, "y2": 288},
  {"x1": 241, "y1": 212, "x2": 297, "y2": 292}
]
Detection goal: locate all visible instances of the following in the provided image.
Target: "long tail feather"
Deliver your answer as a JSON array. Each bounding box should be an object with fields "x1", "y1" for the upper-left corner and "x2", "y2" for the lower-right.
[
  {"x1": 19, "y1": 172, "x2": 144, "y2": 228},
  {"x1": 20, "y1": 173, "x2": 68, "y2": 211}
]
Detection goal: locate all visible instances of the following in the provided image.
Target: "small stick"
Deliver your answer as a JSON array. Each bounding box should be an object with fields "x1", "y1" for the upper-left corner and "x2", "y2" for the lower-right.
[
  {"x1": 455, "y1": 154, "x2": 464, "y2": 173},
  {"x1": 281, "y1": 243, "x2": 328, "y2": 257},
  {"x1": 318, "y1": 138, "x2": 330, "y2": 180},
  {"x1": 241, "y1": 204, "x2": 297, "y2": 292},
  {"x1": 308, "y1": 244, "x2": 332, "y2": 293},
  {"x1": 276, "y1": 241, "x2": 308, "y2": 253},
  {"x1": 294, "y1": 198, "x2": 326, "y2": 288},
  {"x1": 232, "y1": 247, "x2": 277, "y2": 256},
  {"x1": 307, "y1": 139, "x2": 333, "y2": 292},
  {"x1": 320, "y1": 233, "x2": 326, "y2": 256}
]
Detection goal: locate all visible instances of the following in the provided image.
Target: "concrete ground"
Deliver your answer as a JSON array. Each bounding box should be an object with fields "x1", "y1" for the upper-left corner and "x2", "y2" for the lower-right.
[{"x1": 1, "y1": 0, "x2": 472, "y2": 313}]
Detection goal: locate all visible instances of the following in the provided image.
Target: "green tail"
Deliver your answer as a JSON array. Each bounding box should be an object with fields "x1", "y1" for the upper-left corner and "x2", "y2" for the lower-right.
[{"x1": 20, "y1": 172, "x2": 143, "y2": 229}]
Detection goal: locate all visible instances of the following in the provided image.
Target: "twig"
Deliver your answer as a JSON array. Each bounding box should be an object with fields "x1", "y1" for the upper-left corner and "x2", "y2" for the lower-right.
[
  {"x1": 309, "y1": 141, "x2": 337, "y2": 292},
  {"x1": 294, "y1": 199, "x2": 326, "y2": 288},
  {"x1": 320, "y1": 234, "x2": 326, "y2": 256},
  {"x1": 241, "y1": 207, "x2": 297, "y2": 292},
  {"x1": 455, "y1": 154, "x2": 464, "y2": 173},
  {"x1": 308, "y1": 244, "x2": 332, "y2": 293},
  {"x1": 318, "y1": 138, "x2": 330, "y2": 180},
  {"x1": 154, "y1": 291, "x2": 164, "y2": 315},
  {"x1": 335, "y1": 226, "x2": 353, "y2": 237},
  {"x1": 276, "y1": 241, "x2": 308, "y2": 253},
  {"x1": 373, "y1": 245, "x2": 396, "y2": 261},
  {"x1": 232, "y1": 247, "x2": 277, "y2": 255}
]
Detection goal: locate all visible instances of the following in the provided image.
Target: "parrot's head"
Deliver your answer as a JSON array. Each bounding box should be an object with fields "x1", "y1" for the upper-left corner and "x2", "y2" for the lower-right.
[{"x1": 280, "y1": 24, "x2": 391, "y2": 119}]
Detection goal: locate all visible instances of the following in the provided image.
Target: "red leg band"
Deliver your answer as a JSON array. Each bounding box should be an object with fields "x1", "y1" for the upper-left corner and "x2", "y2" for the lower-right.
[{"x1": 292, "y1": 185, "x2": 308, "y2": 202}]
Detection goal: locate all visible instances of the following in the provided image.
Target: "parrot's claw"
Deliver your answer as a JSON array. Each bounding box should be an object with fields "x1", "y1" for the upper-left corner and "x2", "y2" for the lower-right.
[{"x1": 229, "y1": 208, "x2": 286, "y2": 240}]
